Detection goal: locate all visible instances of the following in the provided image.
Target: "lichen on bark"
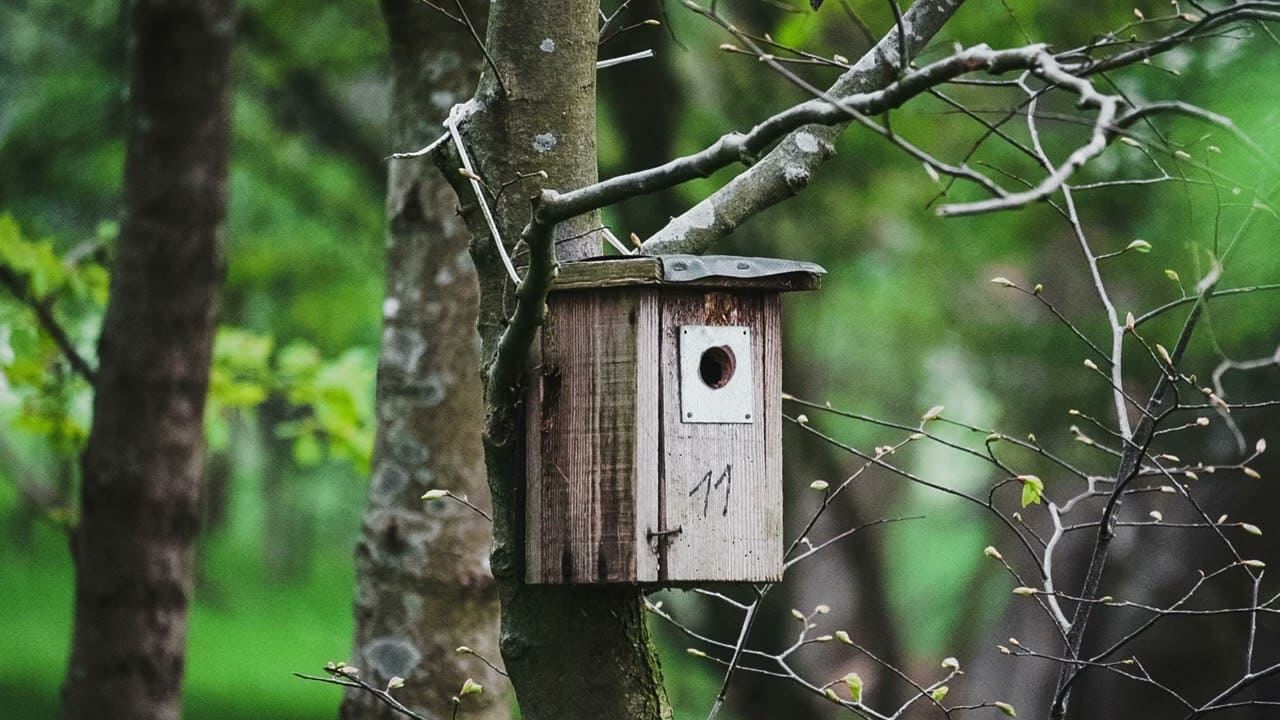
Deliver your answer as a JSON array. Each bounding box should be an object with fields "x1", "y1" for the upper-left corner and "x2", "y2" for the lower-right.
[
  {"x1": 435, "y1": 2, "x2": 672, "y2": 718},
  {"x1": 342, "y1": 2, "x2": 507, "y2": 718}
]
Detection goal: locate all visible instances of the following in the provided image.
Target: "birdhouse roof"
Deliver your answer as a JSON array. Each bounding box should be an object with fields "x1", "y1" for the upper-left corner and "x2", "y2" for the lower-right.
[{"x1": 551, "y1": 255, "x2": 825, "y2": 292}]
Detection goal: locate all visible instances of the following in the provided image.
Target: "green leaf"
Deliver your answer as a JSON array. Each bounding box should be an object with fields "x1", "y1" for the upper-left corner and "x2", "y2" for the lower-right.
[
  {"x1": 276, "y1": 340, "x2": 321, "y2": 378},
  {"x1": 1018, "y1": 475, "x2": 1044, "y2": 508},
  {"x1": 996, "y1": 701, "x2": 1017, "y2": 717},
  {"x1": 293, "y1": 432, "x2": 323, "y2": 466},
  {"x1": 843, "y1": 672, "x2": 863, "y2": 703},
  {"x1": 214, "y1": 327, "x2": 274, "y2": 375}
]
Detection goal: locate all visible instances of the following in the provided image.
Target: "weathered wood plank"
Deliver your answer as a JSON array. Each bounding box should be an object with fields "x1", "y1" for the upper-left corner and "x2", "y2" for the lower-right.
[
  {"x1": 634, "y1": 291, "x2": 661, "y2": 582},
  {"x1": 553, "y1": 257, "x2": 663, "y2": 290},
  {"x1": 658, "y1": 291, "x2": 784, "y2": 582},
  {"x1": 526, "y1": 289, "x2": 642, "y2": 583},
  {"x1": 524, "y1": 359, "x2": 543, "y2": 582},
  {"x1": 762, "y1": 294, "x2": 783, "y2": 579}
]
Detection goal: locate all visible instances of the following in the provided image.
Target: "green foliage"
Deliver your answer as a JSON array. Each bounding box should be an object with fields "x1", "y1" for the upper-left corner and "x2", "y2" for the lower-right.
[
  {"x1": 0, "y1": 214, "x2": 105, "y2": 450},
  {"x1": 1018, "y1": 475, "x2": 1044, "y2": 508},
  {"x1": 275, "y1": 342, "x2": 377, "y2": 472},
  {"x1": 0, "y1": 214, "x2": 377, "y2": 474},
  {"x1": 0, "y1": 215, "x2": 105, "y2": 302},
  {"x1": 1, "y1": 6, "x2": 389, "y2": 709},
  {"x1": 208, "y1": 328, "x2": 376, "y2": 473}
]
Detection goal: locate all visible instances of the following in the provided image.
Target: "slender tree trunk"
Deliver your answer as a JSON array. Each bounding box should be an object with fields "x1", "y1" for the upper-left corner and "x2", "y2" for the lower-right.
[
  {"x1": 60, "y1": 1, "x2": 234, "y2": 719},
  {"x1": 341, "y1": 2, "x2": 508, "y2": 718},
  {"x1": 259, "y1": 396, "x2": 314, "y2": 584},
  {"x1": 441, "y1": 3, "x2": 672, "y2": 718}
]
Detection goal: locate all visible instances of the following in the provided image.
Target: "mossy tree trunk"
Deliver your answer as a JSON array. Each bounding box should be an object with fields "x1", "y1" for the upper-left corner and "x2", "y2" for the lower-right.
[
  {"x1": 439, "y1": 3, "x2": 672, "y2": 718},
  {"x1": 342, "y1": 2, "x2": 507, "y2": 718},
  {"x1": 60, "y1": 1, "x2": 234, "y2": 718}
]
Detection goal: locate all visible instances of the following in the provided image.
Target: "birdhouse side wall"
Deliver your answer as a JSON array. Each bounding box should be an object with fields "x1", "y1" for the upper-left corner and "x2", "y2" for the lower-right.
[
  {"x1": 657, "y1": 290, "x2": 784, "y2": 582},
  {"x1": 524, "y1": 288, "x2": 660, "y2": 583}
]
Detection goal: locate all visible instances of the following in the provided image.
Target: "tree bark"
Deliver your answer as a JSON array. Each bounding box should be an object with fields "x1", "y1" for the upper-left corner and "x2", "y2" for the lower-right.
[
  {"x1": 440, "y1": 3, "x2": 672, "y2": 718},
  {"x1": 60, "y1": 1, "x2": 234, "y2": 719},
  {"x1": 341, "y1": 2, "x2": 507, "y2": 718}
]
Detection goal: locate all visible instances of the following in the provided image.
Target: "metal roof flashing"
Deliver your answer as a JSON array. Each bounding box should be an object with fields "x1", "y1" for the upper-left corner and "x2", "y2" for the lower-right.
[{"x1": 549, "y1": 254, "x2": 826, "y2": 293}]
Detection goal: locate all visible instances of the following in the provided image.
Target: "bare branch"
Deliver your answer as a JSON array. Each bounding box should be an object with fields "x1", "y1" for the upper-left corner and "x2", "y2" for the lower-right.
[
  {"x1": 550, "y1": 42, "x2": 1059, "y2": 227},
  {"x1": 482, "y1": 191, "x2": 560, "y2": 441},
  {"x1": 296, "y1": 665, "x2": 429, "y2": 720},
  {"x1": 640, "y1": 0, "x2": 968, "y2": 254}
]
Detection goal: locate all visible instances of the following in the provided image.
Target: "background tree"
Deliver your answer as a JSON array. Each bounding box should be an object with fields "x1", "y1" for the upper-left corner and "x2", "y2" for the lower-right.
[
  {"x1": 1, "y1": 1, "x2": 389, "y2": 717},
  {"x1": 341, "y1": 1, "x2": 507, "y2": 718},
  {"x1": 60, "y1": 1, "x2": 235, "y2": 719}
]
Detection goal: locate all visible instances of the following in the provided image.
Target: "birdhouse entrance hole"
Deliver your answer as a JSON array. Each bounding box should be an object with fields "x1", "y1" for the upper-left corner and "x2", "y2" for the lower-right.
[{"x1": 699, "y1": 345, "x2": 735, "y2": 389}]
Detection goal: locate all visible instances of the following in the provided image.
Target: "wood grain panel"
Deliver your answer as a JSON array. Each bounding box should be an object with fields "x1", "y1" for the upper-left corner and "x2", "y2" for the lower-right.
[
  {"x1": 659, "y1": 291, "x2": 783, "y2": 582},
  {"x1": 633, "y1": 291, "x2": 661, "y2": 582},
  {"x1": 526, "y1": 289, "x2": 647, "y2": 583}
]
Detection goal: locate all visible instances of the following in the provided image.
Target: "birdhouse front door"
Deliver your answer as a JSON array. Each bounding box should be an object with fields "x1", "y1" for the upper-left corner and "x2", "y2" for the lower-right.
[{"x1": 654, "y1": 290, "x2": 782, "y2": 583}]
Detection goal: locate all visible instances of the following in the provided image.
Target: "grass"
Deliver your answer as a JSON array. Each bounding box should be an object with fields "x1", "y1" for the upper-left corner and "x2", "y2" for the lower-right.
[{"x1": 0, "y1": 476, "x2": 361, "y2": 719}]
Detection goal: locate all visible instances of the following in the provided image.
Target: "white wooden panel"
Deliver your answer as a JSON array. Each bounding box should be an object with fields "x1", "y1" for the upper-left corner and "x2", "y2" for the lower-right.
[
  {"x1": 634, "y1": 291, "x2": 661, "y2": 582},
  {"x1": 659, "y1": 292, "x2": 783, "y2": 582}
]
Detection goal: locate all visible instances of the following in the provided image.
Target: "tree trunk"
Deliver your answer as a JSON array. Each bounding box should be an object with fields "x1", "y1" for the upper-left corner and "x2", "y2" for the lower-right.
[
  {"x1": 341, "y1": 2, "x2": 508, "y2": 718},
  {"x1": 60, "y1": 1, "x2": 234, "y2": 719},
  {"x1": 259, "y1": 395, "x2": 314, "y2": 584},
  {"x1": 442, "y1": 3, "x2": 672, "y2": 718}
]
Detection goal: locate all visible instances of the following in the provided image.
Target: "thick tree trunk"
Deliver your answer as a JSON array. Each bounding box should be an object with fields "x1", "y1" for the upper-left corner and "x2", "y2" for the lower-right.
[
  {"x1": 60, "y1": 1, "x2": 234, "y2": 719},
  {"x1": 341, "y1": 2, "x2": 507, "y2": 718},
  {"x1": 443, "y1": 3, "x2": 672, "y2": 718}
]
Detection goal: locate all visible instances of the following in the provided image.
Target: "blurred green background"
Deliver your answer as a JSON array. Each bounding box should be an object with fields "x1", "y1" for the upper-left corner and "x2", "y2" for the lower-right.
[{"x1": 4, "y1": 0, "x2": 1280, "y2": 717}]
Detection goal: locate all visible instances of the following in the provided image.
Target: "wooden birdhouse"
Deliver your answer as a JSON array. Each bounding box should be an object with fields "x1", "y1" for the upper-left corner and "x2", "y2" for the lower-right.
[{"x1": 524, "y1": 254, "x2": 824, "y2": 585}]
